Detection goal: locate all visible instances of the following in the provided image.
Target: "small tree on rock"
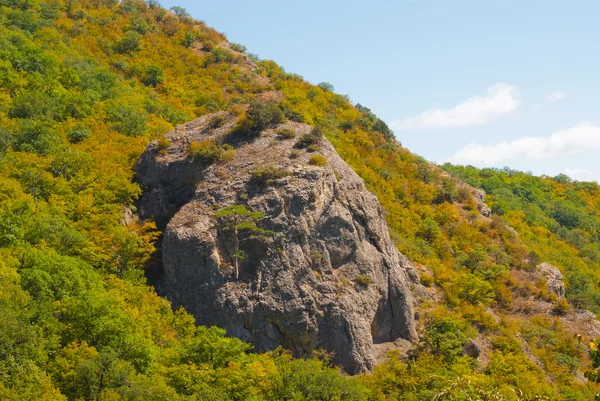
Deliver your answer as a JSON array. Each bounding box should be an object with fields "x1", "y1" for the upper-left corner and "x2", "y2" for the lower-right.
[{"x1": 215, "y1": 205, "x2": 273, "y2": 279}]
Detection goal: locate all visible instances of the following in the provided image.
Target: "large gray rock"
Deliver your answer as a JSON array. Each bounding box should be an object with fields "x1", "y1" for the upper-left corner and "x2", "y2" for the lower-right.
[
  {"x1": 536, "y1": 262, "x2": 565, "y2": 298},
  {"x1": 136, "y1": 113, "x2": 418, "y2": 373}
]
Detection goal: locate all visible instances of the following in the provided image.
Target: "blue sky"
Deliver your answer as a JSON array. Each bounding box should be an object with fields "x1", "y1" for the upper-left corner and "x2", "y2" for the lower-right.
[{"x1": 161, "y1": 0, "x2": 600, "y2": 182}]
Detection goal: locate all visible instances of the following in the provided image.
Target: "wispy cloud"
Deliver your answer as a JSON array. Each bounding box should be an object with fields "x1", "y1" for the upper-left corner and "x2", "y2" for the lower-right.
[
  {"x1": 563, "y1": 168, "x2": 600, "y2": 183},
  {"x1": 390, "y1": 84, "x2": 520, "y2": 131},
  {"x1": 546, "y1": 91, "x2": 567, "y2": 101},
  {"x1": 448, "y1": 123, "x2": 600, "y2": 165}
]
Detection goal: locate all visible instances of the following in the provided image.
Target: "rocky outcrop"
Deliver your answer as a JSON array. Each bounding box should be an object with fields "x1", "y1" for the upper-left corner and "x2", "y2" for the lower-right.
[
  {"x1": 536, "y1": 262, "x2": 565, "y2": 298},
  {"x1": 470, "y1": 187, "x2": 492, "y2": 217},
  {"x1": 135, "y1": 113, "x2": 419, "y2": 373}
]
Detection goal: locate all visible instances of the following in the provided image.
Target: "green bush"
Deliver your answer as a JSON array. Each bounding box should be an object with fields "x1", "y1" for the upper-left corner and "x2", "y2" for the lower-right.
[
  {"x1": 188, "y1": 139, "x2": 222, "y2": 164},
  {"x1": 277, "y1": 128, "x2": 296, "y2": 140},
  {"x1": 230, "y1": 42, "x2": 247, "y2": 53},
  {"x1": 308, "y1": 155, "x2": 327, "y2": 166},
  {"x1": 355, "y1": 274, "x2": 372, "y2": 287},
  {"x1": 250, "y1": 166, "x2": 290, "y2": 186},
  {"x1": 295, "y1": 126, "x2": 324, "y2": 149},
  {"x1": 245, "y1": 101, "x2": 285, "y2": 133},
  {"x1": 156, "y1": 137, "x2": 171, "y2": 154}
]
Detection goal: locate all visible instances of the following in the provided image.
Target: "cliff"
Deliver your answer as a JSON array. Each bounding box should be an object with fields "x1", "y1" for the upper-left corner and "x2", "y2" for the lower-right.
[{"x1": 135, "y1": 112, "x2": 419, "y2": 373}]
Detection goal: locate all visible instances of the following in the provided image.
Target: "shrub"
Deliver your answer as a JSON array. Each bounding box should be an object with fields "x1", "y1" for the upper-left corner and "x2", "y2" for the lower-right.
[
  {"x1": 309, "y1": 155, "x2": 327, "y2": 166},
  {"x1": 280, "y1": 103, "x2": 305, "y2": 123},
  {"x1": 295, "y1": 126, "x2": 323, "y2": 149},
  {"x1": 156, "y1": 137, "x2": 170, "y2": 154},
  {"x1": 250, "y1": 166, "x2": 290, "y2": 186},
  {"x1": 355, "y1": 274, "x2": 372, "y2": 287},
  {"x1": 209, "y1": 114, "x2": 227, "y2": 129},
  {"x1": 220, "y1": 144, "x2": 236, "y2": 162},
  {"x1": 310, "y1": 250, "x2": 324, "y2": 264},
  {"x1": 277, "y1": 128, "x2": 295, "y2": 140},
  {"x1": 288, "y1": 150, "x2": 299, "y2": 159},
  {"x1": 245, "y1": 101, "x2": 285, "y2": 133},
  {"x1": 552, "y1": 298, "x2": 570, "y2": 315},
  {"x1": 230, "y1": 43, "x2": 247, "y2": 53},
  {"x1": 188, "y1": 139, "x2": 222, "y2": 164}
]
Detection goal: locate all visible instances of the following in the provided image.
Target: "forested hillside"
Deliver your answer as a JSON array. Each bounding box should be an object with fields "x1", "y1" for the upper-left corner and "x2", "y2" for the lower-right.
[
  {"x1": 0, "y1": 0, "x2": 599, "y2": 399},
  {"x1": 442, "y1": 165, "x2": 600, "y2": 313}
]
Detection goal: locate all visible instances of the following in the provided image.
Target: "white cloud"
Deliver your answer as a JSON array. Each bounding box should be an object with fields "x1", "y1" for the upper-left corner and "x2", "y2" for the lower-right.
[
  {"x1": 563, "y1": 168, "x2": 600, "y2": 183},
  {"x1": 390, "y1": 84, "x2": 520, "y2": 131},
  {"x1": 448, "y1": 123, "x2": 600, "y2": 165},
  {"x1": 546, "y1": 91, "x2": 567, "y2": 101}
]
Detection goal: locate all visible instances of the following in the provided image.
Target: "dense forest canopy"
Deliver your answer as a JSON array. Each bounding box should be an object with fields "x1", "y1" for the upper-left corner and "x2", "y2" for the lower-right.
[{"x1": 0, "y1": 0, "x2": 599, "y2": 399}]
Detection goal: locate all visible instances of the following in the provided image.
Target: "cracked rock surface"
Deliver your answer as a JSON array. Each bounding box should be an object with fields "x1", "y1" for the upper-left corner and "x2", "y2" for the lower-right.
[{"x1": 135, "y1": 113, "x2": 418, "y2": 373}]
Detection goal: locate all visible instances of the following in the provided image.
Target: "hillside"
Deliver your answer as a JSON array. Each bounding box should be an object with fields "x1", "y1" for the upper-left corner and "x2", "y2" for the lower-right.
[{"x1": 0, "y1": 0, "x2": 599, "y2": 400}]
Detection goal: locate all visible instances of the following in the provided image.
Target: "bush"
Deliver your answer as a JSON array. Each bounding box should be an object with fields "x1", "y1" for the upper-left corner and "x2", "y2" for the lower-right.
[
  {"x1": 288, "y1": 150, "x2": 299, "y2": 159},
  {"x1": 277, "y1": 128, "x2": 295, "y2": 140},
  {"x1": 250, "y1": 166, "x2": 290, "y2": 186},
  {"x1": 355, "y1": 274, "x2": 372, "y2": 287},
  {"x1": 552, "y1": 298, "x2": 570, "y2": 315},
  {"x1": 188, "y1": 139, "x2": 222, "y2": 164},
  {"x1": 230, "y1": 42, "x2": 247, "y2": 53},
  {"x1": 309, "y1": 155, "x2": 327, "y2": 166},
  {"x1": 295, "y1": 126, "x2": 323, "y2": 149},
  {"x1": 245, "y1": 101, "x2": 285, "y2": 133},
  {"x1": 156, "y1": 137, "x2": 170, "y2": 154},
  {"x1": 209, "y1": 114, "x2": 227, "y2": 129},
  {"x1": 280, "y1": 103, "x2": 305, "y2": 123}
]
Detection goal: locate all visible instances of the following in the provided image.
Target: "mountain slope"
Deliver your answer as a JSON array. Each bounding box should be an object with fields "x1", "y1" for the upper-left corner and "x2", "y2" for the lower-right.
[{"x1": 0, "y1": 0, "x2": 598, "y2": 399}]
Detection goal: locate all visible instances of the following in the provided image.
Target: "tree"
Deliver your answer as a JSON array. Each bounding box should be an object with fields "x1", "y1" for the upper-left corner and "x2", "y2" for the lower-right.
[
  {"x1": 170, "y1": 6, "x2": 190, "y2": 21},
  {"x1": 317, "y1": 82, "x2": 334, "y2": 92},
  {"x1": 114, "y1": 31, "x2": 142, "y2": 54},
  {"x1": 181, "y1": 31, "x2": 196, "y2": 48},
  {"x1": 141, "y1": 65, "x2": 164, "y2": 87},
  {"x1": 214, "y1": 205, "x2": 272, "y2": 279}
]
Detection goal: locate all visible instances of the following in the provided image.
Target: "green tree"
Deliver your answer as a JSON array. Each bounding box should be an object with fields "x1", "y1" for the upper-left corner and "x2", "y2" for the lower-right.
[
  {"x1": 215, "y1": 205, "x2": 273, "y2": 279},
  {"x1": 141, "y1": 64, "x2": 164, "y2": 87},
  {"x1": 170, "y1": 6, "x2": 189, "y2": 21},
  {"x1": 115, "y1": 31, "x2": 142, "y2": 54},
  {"x1": 317, "y1": 82, "x2": 334, "y2": 92}
]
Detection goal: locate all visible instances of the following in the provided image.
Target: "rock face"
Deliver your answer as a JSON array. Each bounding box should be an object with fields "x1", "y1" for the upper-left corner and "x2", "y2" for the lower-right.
[
  {"x1": 135, "y1": 113, "x2": 419, "y2": 373},
  {"x1": 536, "y1": 262, "x2": 565, "y2": 298}
]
